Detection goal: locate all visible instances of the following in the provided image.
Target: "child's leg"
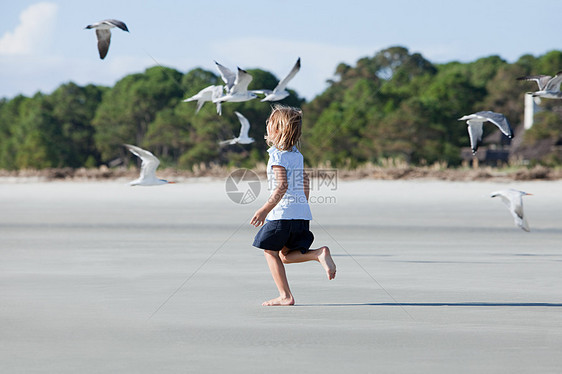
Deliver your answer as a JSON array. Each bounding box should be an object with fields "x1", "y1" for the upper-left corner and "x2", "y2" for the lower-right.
[
  {"x1": 262, "y1": 250, "x2": 295, "y2": 306},
  {"x1": 280, "y1": 246, "x2": 336, "y2": 280}
]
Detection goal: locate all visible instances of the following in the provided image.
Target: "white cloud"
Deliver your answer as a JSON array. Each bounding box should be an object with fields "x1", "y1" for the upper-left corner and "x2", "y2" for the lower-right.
[
  {"x1": 0, "y1": 2, "x2": 58, "y2": 55},
  {"x1": 211, "y1": 37, "x2": 372, "y2": 100}
]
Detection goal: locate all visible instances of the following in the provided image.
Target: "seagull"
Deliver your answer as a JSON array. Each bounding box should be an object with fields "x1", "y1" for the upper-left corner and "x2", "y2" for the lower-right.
[
  {"x1": 253, "y1": 57, "x2": 301, "y2": 102},
  {"x1": 85, "y1": 19, "x2": 129, "y2": 59},
  {"x1": 183, "y1": 85, "x2": 224, "y2": 115},
  {"x1": 213, "y1": 67, "x2": 257, "y2": 103},
  {"x1": 458, "y1": 111, "x2": 514, "y2": 155},
  {"x1": 490, "y1": 189, "x2": 532, "y2": 232},
  {"x1": 219, "y1": 112, "x2": 255, "y2": 145},
  {"x1": 517, "y1": 71, "x2": 562, "y2": 100},
  {"x1": 124, "y1": 144, "x2": 174, "y2": 186}
]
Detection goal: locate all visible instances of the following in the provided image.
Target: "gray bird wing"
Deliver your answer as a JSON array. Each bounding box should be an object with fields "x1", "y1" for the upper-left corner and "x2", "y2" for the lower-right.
[
  {"x1": 124, "y1": 144, "x2": 160, "y2": 181},
  {"x1": 274, "y1": 57, "x2": 301, "y2": 92},
  {"x1": 544, "y1": 71, "x2": 562, "y2": 92},
  {"x1": 215, "y1": 62, "x2": 236, "y2": 92},
  {"x1": 95, "y1": 29, "x2": 111, "y2": 59},
  {"x1": 477, "y1": 111, "x2": 513, "y2": 138},
  {"x1": 105, "y1": 19, "x2": 129, "y2": 32},
  {"x1": 231, "y1": 68, "x2": 253, "y2": 93},
  {"x1": 517, "y1": 75, "x2": 552, "y2": 90},
  {"x1": 508, "y1": 193, "x2": 529, "y2": 231},
  {"x1": 235, "y1": 111, "x2": 251, "y2": 138},
  {"x1": 466, "y1": 120, "x2": 484, "y2": 153},
  {"x1": 251, "y1": 89, "x2": 273, "y2": 95},
  {"x1": 511, "y1": 195, "x2": 524, "y2": 220}
]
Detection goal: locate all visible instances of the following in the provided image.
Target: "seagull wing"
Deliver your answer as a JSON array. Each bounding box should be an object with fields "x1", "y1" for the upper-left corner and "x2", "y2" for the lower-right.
[
  {"x1": 234, "y1": 111, "x2": 251, "y2": 138},
  {"x1": 273, "y1": 57, "x2": 301, "y2": 92},
  {"x1": 95, "y1": 29, "x2": 111, "y2": 59},
  {"x1": 508, "y1": 192, "x2": 530, "y2": 231},
  {"x1": 231, "y1": 68, "x2": 253, "y2": 93},
  {"x1": 544, "y1": 71, "x2": 562, "y2": 92},
  {"x1": 491, "y1": 191, "x2": 512, "y2": 210},
  {"x1": 211, "y1": 85, "x2": 224, "y2": 115},
  {"x1": 492, "y1": 190, "x2": 530, "y2": 232},
  {"x1": 517, "y1": 75, "x2": 551, "y2": 90},
  {"x1": 510, "y1": 194, "x2": 525, "y2": 221},
  {"x1": 215, "y1": 61, "x2": 236, "y2": 92},
  {"x1": 251, "y1": 89, "x2": 273, "y2": 95},
  {"x1": 124, "y1": 144, "x2": 160, "y2": 181},
  {"x1": 477, "y1": 111, "x2": 513, "y2": 138},
  {"x1": 466, "y1": 120, "x2": 484, "y2": 154},
  {"x1": 195, "y1": 99, "x2": 206, "y2": 113},
  {"x1": 211, "y1": 85, "x2": 224, "y2": 100},
  {"x1": 105, "y1": 19, "x2": 129, "y2": 32},
  {"x1": 184, "y1": 85, "x2": 218, "y2": 112},
  {"x1": 219, "y1": 138, "x2": 236, "y2": 145}
]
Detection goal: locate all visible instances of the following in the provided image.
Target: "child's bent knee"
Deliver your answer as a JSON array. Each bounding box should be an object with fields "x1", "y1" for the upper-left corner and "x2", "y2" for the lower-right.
[{"x1": 279, "y1": 252, "x2": 289, "y2": 264}]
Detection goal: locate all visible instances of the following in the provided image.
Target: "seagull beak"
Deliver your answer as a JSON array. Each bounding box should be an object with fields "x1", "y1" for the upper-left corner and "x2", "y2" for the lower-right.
[
  {"x1": 525, "y1": 193, "x2": 533, "y2": 196},
  {"x1": 168, "y1": 181, "x2": 176, "y2": 184}
]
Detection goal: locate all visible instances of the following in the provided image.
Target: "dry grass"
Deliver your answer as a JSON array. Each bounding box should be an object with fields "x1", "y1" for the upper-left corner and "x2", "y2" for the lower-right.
[{"x1": 1, "y1": 164, "x2": 561, "y2": 182}]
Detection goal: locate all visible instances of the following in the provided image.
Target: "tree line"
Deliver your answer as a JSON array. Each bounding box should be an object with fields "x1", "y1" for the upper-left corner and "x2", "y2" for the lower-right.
[{"x1": 1, "y1": 46, "x2": 561, "y2": 171}]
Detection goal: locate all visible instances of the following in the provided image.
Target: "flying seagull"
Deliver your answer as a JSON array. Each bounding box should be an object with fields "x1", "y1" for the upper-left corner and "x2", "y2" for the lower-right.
[
  {"x1": 517, "y1": 71, "x2": 562, "y2": 100},
  {"x1": 253, "y1": 57, "x2": 301, "y2": 102},
  {"x1": 458, "y1": 111, "x2": 513, "y2": 155},
  {"x1": 490, "y1": 189, "x2": 532, "y2": 232},
  {"x1": 85, "y1": 19, "x2": 129, "y2": 59},
  {"x1": 219, "y1": 112, "x2": 255, "y2": 145},
  {"x1": 124, "y1": 144, "x2": 174, "y2": 186},
  {"x1": 213, "y1": 67, "x2": 257, "y2": 103},
  {"x1": 183, "y1": 85, "x2": 224, "y2": 115}
]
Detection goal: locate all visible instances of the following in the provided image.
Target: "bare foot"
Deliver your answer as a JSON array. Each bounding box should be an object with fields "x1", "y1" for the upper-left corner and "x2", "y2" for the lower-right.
[
  {"x1": 317, "y1": 246, "x2": 336, "y2": 280},
  {"x1": 262, "y1": 296, "x2": 295, "y2": 306}
]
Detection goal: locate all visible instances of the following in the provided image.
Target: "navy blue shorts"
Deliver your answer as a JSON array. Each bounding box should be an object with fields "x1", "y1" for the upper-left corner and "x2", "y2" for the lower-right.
[{"x1": 253, "y1": 220, "x2": 314, "y2": 254}]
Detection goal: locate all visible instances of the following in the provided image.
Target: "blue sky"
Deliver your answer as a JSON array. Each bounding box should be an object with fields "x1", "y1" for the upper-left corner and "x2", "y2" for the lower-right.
[{"x1": 1, "y1": 0, "x2": 561, "y2": 101}]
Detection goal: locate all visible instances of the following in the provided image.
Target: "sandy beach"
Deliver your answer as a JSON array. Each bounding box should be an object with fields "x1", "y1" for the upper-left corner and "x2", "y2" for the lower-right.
[{"x1": 1, "y1": 178, "x2": 561, "y2": 373}]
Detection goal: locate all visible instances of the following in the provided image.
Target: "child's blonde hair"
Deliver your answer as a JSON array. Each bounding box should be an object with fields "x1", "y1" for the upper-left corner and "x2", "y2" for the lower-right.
[{"x1": 265, "y1": 105, "x2": 302, "y2": 151}]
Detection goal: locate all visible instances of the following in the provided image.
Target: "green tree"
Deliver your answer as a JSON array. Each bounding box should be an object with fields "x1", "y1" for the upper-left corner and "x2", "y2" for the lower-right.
[
  {"x1": 46, "y1": 82, "x2": 105, "y2": 167},
  {"x1": 0, "y1": 96, "x2": 27, "y2": 169},
  {"x1": 93, "y1": 66, "x2": 184, "y2": 163},
  {"x1": 13, "y1": 93, "x2": 63, "y2": 168}
]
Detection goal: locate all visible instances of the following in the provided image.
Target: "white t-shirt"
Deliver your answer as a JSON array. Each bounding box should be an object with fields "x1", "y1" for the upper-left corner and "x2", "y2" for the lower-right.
[{"x1": 266, "y1": 146, "x2": 313, "y2": 221}]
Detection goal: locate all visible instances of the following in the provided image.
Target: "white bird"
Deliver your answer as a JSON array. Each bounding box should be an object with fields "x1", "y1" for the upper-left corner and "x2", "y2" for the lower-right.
[
  {"x1": 124, "y1": 144, "x2": 174, "y2": 186},
  {"x1": 490, "y1": 189, "x2": 532, "y2": 231},
  {"x1": 253, "y1": 57, "x2": 301, "y2": 102},
  {"x1": 219, "y1": 112, "x2": 255, "y2": 145},
  {"x1": 213, "y1": 67, "x2": 257, "y2": 103},
  {"x1": 85, "y1": 19, "x2": 129, "y2": 60},
  {"x1": 517, "y1": 72, "x2": 562, "y2": 100},
  {"x1": 183, "y1": 85, "x2": 224, "y2": 115},
  {"x1": 458, "y1": 111, "x2": 514, "y2": 155}
]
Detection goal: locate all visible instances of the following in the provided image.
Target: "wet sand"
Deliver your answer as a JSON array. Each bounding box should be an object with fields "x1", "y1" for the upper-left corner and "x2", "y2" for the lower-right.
[{"x1": 1, "y1": 179, "x2": 562, "y2": 373}]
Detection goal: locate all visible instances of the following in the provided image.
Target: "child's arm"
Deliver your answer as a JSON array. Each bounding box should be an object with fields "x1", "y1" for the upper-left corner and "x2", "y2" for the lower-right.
[
  {"x1": 303, "y1": 170, "x2": 310, "y2": 201},
  {"x1": 250, "y1": 166, "x2": 287, "y2": 227}
]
